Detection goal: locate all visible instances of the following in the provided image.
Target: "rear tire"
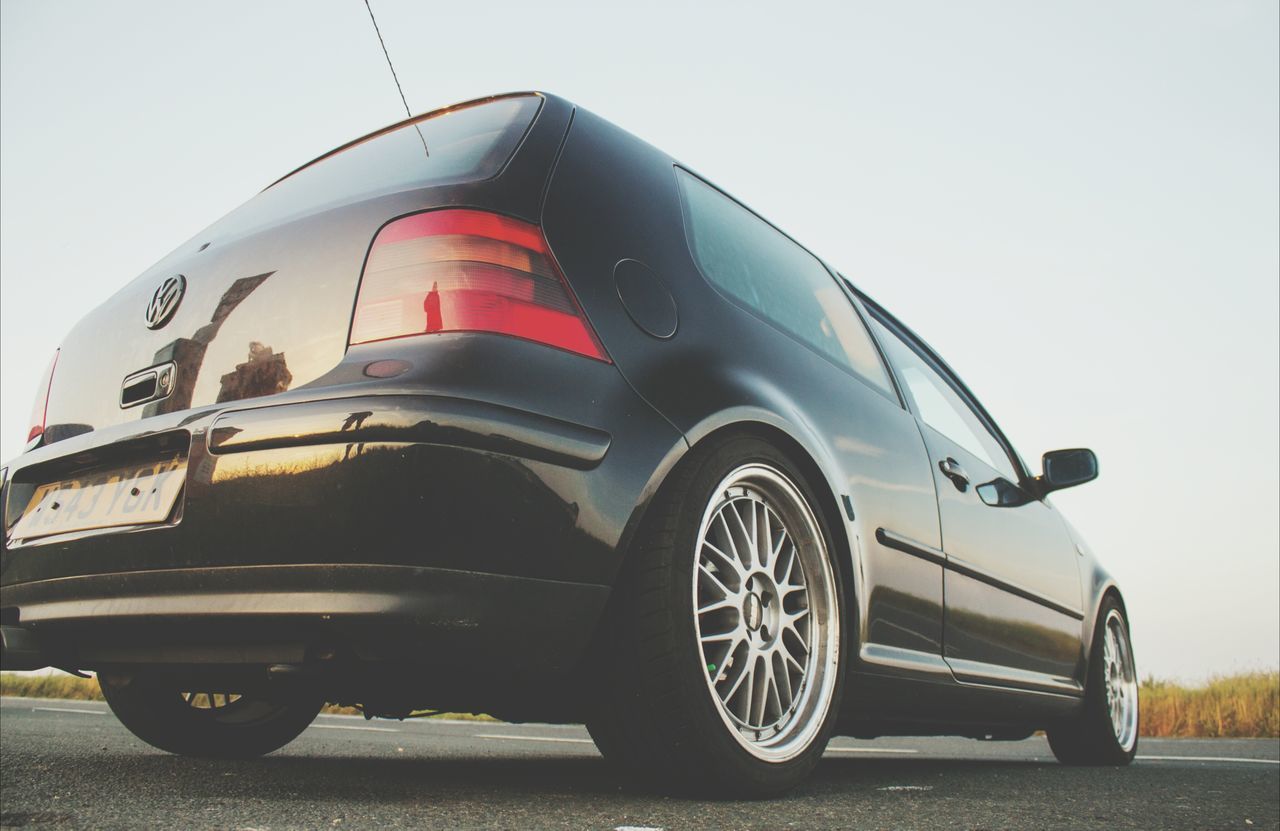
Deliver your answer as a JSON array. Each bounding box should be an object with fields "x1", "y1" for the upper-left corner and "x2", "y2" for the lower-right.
[
  {"x1": 587, "y1": 436, "x2": 847, "y2": 797},
  {"x1": 1046, "y1": 598, "x2": 1138, "y2": 766},
  {"x1": 99, "y1": 673, "x2": 324, "y2": 759}
]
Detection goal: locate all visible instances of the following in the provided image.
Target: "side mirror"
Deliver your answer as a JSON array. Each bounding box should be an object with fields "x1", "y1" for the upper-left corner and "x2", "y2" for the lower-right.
[{"x1": 1039, "y1": 448, "x2": 1098, "y2": 495}]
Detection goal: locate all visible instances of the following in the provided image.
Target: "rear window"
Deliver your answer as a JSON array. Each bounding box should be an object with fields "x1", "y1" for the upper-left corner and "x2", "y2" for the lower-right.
[
  {"x1": 205, "y1": 96, "x2": 542, "y2": 240},
  {"x1": 676, "y1": 169, "x2": 895, "y2": 398},
  {"x1": 273, "y1": 95, "x2": 542, "y2": 193}
]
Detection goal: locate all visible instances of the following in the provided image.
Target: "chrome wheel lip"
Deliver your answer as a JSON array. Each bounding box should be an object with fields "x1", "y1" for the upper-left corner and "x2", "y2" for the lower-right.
[
  {"x1": 692, "y1": 463, "x2": 840, "y2": 763},
  {"x1": 1102, "y1": 608, "x2": 1138, "y2": 752}
]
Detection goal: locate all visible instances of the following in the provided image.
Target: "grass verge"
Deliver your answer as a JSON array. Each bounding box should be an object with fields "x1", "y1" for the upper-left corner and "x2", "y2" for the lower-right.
[
  {"x1": 1139, "y1": 672, "x2": 1278, "y2": 738},
  {"x1": 4, "y1": 671, "x2": 1276, "y2": 737}
]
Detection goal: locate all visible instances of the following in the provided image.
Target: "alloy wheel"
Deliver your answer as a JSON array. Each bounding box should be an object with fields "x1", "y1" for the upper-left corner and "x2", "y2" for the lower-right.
[
  {"x1": 692, "y1": 464, "x2": 839, "y2": 762},
  {"x1": 1101, "y1": 609, "x2": 1138, "y2": 752}
]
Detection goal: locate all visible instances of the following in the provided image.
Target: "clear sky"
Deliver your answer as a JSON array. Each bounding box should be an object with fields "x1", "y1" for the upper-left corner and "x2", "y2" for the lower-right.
[{"x1": 1, "y1": 0, "x2": 1276, "y2": 682}]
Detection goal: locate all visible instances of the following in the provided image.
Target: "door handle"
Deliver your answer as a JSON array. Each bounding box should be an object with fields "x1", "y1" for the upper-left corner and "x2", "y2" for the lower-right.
[{"x1": 939, "y1": 457, "x2": 969, "y2": 491}]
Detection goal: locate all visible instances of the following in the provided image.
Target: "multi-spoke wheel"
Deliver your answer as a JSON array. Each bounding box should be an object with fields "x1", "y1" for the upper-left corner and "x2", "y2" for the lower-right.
[
  {"x1": 100, "y1": 673, "x2": 324, "y2": 758},
  {"x1": 182, "y1": 691, "x2": 243, "y2": 710},
  {"x1": 694, "y1": 465, "x2": 839, "y2": 761},
  {"x1": 1100, "y1": 610, "x2": 1138, "y2": 751},
  {"x1": 1047, "y1": 598, "x2": 1138, "y2": 765},
  {"x1": 587, "y1": 437, "x2": 846, "y2": 796}
]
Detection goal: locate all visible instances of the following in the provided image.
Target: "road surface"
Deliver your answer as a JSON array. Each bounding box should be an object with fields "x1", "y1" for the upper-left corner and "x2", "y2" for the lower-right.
[{"x1": 1, "y1": 696, "x2": 1276, "y2": 829}]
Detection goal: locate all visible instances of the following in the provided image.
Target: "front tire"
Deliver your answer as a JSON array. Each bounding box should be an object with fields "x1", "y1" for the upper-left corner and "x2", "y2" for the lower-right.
[
  {"x1": 587, "y1": 436, "x2": 846, "y2": 797},
  {"x1": 1047, "y1": 598, "x2": 1139, "y2": 765},
  {"x1": 100, "y1": 673, "x2": 324, "y2": 759}
]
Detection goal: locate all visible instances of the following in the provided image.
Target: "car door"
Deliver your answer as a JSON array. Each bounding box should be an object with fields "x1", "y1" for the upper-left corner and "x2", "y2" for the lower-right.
[{"x1": 864, "y1": 306, "x2": 1086, "y2": 695}]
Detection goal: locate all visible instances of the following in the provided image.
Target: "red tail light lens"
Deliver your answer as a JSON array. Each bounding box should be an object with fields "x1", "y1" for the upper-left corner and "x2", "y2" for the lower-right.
[
  {"x1": 349, "y1": 209, "x2": 609, "y2": 362},
  {"x1": 26, "y1": 349, "x2": 59, "y2": 445}
]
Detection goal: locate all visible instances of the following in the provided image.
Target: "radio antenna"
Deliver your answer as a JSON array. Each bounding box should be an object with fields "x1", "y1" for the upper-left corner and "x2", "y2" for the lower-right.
[{"x1": 362, "y1": 0, "x2": 428, "y2": 156}]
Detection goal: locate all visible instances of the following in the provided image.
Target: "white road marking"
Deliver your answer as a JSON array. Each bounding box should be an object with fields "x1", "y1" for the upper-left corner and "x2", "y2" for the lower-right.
[
  {"x1": 312, "y1": 724, "x2": 398, "y2": 733},
  {"x1": 616, "y1": 826, "x2": 665, "y2": 831},
  {"x1": 878, "y1": 785, "x2": 933, "y2": 791},
  {"x1": 32, "y1": 707, "x2": 105, "y2": 715},
  {"x1": 476, "y1": 733, "x2": 595, "y2": 745},
  {"x1": 1137, "y1": 755, "x2": 1279, "y2": 765},
  {"x1": 826, "y1": 746, "x2": 919, "y2": 754}
]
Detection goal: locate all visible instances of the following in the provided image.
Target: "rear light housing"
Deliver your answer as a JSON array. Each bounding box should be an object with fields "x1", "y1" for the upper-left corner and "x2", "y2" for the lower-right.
[
  {"x1": 349, "y1": 209, "x2": 609, "y2": 362},
  {"x1": 26, "y1": 349, "x2": 59, "y2": 447}
]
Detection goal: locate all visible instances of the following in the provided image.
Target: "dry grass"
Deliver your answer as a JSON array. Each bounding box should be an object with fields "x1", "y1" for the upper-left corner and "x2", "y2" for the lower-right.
[
  {"x1": 1, "y1": 672, "x2": 103, "y2": 701},
  {"x1": 1140, "y1": 672, "x2": 1279, "y2": 738},
  {"x1": 4, "y1": 671, "x2": 1276, "y2": 737}
]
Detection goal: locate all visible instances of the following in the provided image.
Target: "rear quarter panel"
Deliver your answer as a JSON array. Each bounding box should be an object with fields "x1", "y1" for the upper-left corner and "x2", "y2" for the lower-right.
[{"x1": 541, "y1": 109, "x2": 949, "y2": 675}]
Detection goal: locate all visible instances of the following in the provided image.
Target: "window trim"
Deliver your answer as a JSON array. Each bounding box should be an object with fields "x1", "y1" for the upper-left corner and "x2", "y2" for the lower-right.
[
  {"x1": 837, "y1": 278, "x2": 909, "y2": 410},
  {"x1": 673, "y1": 166, "x2": 899, "y2": 404},
  {"x1": 857, "y1": 290, "x2": 1033, "y2": 487}
]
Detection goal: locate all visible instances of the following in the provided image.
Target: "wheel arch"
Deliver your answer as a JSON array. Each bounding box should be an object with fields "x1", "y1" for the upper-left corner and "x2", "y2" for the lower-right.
[
  {"x1": 688, "y1": 420, "x2": 854, "y2": 585},
  {"x1": 616, "y1": 410, "x2": 857, "y2": 621},
  {"x1": 1102, "y1": 585, "x2": 1128, "y2": 619},
  {"x1": 1082, "y1": 575, "x2": 1130, "y2": 672}
]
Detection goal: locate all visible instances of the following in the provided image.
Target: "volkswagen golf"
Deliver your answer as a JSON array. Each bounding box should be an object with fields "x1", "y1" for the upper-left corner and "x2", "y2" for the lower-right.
[{"x1": 0, "y1": 92, "x2": 1137, "y2": 796}]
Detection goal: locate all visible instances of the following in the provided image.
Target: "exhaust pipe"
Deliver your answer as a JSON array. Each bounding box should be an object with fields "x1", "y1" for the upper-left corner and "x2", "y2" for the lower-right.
[{"x1": 0, "y1": 625, "x2": 50, "y2": 671}]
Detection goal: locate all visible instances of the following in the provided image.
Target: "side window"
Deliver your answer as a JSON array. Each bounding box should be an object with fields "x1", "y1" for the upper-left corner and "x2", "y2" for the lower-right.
[
  {"x1": 676, "y1": 169, "x2": 894, "y2": 398},
  {"x1": 869, "y1": 316, "x2": 1020, "y2": 482}
]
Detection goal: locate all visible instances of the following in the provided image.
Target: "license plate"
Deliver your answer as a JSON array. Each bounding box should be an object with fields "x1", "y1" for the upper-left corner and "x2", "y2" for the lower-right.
[{"x1": 10, "y1": 456, "x2": 187, "y2": 542}]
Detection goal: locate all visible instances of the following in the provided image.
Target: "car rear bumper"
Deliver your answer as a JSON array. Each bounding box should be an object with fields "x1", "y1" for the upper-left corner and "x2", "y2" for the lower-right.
[
  {"x1": 3, "y1": 393, "x2": 621, "y2": 585},
  {"x1": 4, "y1": 336, "x2": 684, "y2": 583},
  {"x1": 1, "y1": 341, "x2": 687, "y2": 705},
  {"x1": 206, "y1": 393, "x2": 611, "y2": 468},
  {"x1": 0, "y1": 563, "x2": 610, "y2": 675}
]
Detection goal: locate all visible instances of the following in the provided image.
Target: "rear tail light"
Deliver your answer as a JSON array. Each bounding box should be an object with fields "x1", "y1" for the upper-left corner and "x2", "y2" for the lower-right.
[
  {"x1": 26, "y1": 349, "x2": 59, "y2": 446},
  {"x1": 349, "y1": 209, "x2": 609, "y2": 362}
]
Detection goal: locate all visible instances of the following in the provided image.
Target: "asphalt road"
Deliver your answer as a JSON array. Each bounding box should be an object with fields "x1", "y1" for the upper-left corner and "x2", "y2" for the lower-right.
[{"x1": 1, "y1": 696, "x2": 1276, "y2": 830}]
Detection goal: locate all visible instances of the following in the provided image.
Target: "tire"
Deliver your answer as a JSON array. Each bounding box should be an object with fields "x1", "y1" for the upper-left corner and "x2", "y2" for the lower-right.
[
  {"x1": 1046, "y1": 597, "x2": 1138, "y2": 766},
  {"x1": 99, "y1": 673, "x2": 325, "y2": 759},
  {"x1": 587, "y1": 436, "x2": 847, "y2": 797}
]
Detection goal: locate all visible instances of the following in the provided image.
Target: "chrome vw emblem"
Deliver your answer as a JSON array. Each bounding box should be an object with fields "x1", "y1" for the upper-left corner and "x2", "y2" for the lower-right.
[{"x1": 145, "y1": 274, "x2": 186, "y2": 330}]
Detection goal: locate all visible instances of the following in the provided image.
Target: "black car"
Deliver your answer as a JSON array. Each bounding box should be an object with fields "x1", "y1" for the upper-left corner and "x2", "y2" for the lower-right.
[{"x1": 0, "y1": 92, "x2": 1137, "y2": 796}]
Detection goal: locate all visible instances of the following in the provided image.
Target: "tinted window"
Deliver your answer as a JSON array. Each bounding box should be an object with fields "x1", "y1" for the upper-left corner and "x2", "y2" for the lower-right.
[
  {"x1": 677, "y1": 170, "x2": 894, "y2": 397},
  {"x1": 870, "y1": 317, "x2": 1019, "y2": 481},
  {"x1": 275, "y1": 95, "x2": 540, "y2": 191},
  {"x1": 208, "y1": 96, "x2": 542, "y2": 241}
]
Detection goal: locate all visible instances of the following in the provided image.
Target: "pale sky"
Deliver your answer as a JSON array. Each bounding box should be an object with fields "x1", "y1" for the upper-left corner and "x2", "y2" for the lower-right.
[{"x1": 2, "y1": 0, "x2": 1277, "y2": 682}]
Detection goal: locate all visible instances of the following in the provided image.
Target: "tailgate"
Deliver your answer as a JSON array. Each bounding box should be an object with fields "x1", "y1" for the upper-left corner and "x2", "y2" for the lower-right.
[{"x1": 37, "y1": 95, "x2": 546, "y2": 445}]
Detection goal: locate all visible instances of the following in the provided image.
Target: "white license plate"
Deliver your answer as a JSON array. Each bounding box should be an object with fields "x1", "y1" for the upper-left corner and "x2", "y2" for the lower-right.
[{"x1": 10, "y1": 456, "x2": 187, "y2": 542}]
